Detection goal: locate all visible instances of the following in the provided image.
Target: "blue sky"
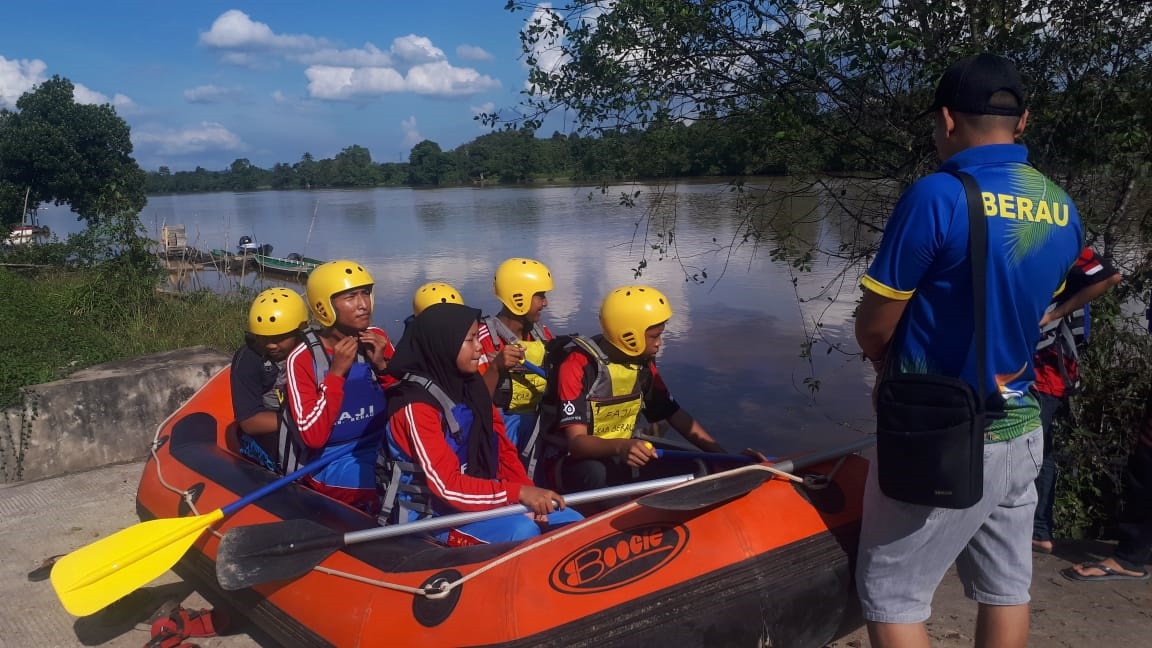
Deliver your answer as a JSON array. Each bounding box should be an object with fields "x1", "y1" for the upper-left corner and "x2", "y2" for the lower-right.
[{"x1": 0, "y1": 2, "x2": 564, "y2": 171}]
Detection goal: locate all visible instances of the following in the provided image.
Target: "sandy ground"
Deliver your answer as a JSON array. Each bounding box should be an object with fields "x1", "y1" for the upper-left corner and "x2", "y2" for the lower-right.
[
  {"x1": 3, "y1": 462, "x2": 1149, "y2": 647},
  {"x1": 828, "y1": 541, "x2": 1152, "y2": 647}
]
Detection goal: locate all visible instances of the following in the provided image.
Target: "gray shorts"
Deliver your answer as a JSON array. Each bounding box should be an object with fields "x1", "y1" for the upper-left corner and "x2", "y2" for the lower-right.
[{"x1": 856, "y1": 427, "x2": 1043, "y2": 624}]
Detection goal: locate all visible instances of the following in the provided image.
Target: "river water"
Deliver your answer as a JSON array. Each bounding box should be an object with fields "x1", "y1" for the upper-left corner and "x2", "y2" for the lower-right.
[{"x1": 38, "y1": 181, "x2": 877, "y2": 455}]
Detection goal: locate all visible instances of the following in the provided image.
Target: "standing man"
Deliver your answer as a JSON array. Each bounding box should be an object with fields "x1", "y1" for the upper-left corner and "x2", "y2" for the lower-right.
[
  {"x1": 1031, "y1": 248, "x2": 1121, "y2": 554},
  {"x1": 854, "y1": 54, "x2": 1082, "y2": 648}
]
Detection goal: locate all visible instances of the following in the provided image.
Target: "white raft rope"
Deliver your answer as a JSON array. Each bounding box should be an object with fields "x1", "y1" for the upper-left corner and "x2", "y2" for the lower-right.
[
  {"x1": 313, "y1": 455, "x2": 852, "y2": 600},
  {"x1": 145, "y1": 374, "x2": 856, "y2": 597},
  {"x1": 149, "y1": 368, "x2": 228, "y2": 537}
]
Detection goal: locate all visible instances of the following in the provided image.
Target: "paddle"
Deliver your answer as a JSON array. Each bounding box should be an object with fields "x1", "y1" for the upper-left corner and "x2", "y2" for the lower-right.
[
  {"x1": 216, "y1": 473, "x2": 694, "y2": 590},
  {"x1": 637, "y1": 435, "x2": 876, "y2": 511},
  {"x1": 654, "y1": 449, "x2": 776, "y2": 464},
  {"x1": 51, "y1": 441, "x2": 358, "y2": 617},
  {"x1": 520, "y1": 359, "x2": 546, "y2": 378}
]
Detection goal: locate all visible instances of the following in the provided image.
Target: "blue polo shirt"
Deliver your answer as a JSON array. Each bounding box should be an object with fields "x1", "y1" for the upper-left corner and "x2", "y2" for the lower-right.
[{"x1": 862, "y1": 144, "x2": 1082, "y2": 441}]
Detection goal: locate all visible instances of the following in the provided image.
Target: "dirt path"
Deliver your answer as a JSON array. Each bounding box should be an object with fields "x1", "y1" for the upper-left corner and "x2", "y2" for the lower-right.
[{"x1": 828, "y1": 542, "x2": 1152, "y2": 647}]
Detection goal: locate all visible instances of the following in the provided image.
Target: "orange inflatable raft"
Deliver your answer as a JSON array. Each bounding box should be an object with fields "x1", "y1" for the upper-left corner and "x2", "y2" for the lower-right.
[{"x1": 136, "y1": 370, "x2": 870, "y2": 647}]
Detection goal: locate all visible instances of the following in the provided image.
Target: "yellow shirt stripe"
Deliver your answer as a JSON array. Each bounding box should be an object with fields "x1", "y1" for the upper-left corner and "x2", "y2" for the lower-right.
[{"x1": 860, "y1": 275, "x2": 915, "y2": 301}]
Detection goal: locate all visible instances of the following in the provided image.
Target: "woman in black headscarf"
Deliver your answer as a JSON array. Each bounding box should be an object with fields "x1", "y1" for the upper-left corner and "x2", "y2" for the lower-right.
[{"x1": 381, "y1": 303, "x2": 581, "y2": 545}]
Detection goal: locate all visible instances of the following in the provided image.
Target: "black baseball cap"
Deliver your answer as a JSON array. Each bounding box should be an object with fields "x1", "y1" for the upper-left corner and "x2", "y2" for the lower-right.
[{"x1": 923, "y1": 53, "x2": 1026, "y2": 117}]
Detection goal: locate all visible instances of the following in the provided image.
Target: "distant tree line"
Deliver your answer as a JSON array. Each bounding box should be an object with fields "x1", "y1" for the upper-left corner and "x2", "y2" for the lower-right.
[{"x1": 143, "y1": 116, "x2": 803, "y2": 194}]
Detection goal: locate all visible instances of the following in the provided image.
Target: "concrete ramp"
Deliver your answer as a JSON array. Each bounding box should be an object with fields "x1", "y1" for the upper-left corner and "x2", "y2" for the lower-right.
[{"x1": 1, "y1": 346, "x2": 230, "y2": 483}]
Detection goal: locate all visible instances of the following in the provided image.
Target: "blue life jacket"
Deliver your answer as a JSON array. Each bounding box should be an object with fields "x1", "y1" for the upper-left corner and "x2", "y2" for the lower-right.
[
  {"x1": 280, "y1": 329, "x2": 388, "y2": 492},
  {"x1": 379, "y1": 374, "x2": 497, "y2": 524}
]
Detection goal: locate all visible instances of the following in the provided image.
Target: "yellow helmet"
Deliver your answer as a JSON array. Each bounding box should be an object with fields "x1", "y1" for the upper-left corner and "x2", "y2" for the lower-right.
[
  {"x1": 599, "y1": 285, "x2": 672, "y2": 357},
  {"x1": 247, "y1": 288, "x2": 308, "y2": 337},
  {"x1": 493, "y1": 258, "x2": 553, "y2": 316},
  {"x1": 306, "y1": 260, "x2": 374, "y2": 328},
  {"x1": 413, "y1": 281, "x2": 463, "y2": 315}
]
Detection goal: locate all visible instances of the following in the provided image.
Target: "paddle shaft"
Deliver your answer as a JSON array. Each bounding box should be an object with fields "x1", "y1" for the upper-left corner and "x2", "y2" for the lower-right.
[
  {"x1": 340, "y1": 474, "x2": 694, "y2": 546},
  {"x1": 222, "y1": 440, "x2": 357, "y2": 515},
  {"x1": 772, "y1": 436, "x2": 875, "y2": 474},
  {"x1": 521, "y1": 360, "x2": 546, "y2": 377},
  {"x1": 655, "y1": 449, "x2": 773, "y2": 463}
]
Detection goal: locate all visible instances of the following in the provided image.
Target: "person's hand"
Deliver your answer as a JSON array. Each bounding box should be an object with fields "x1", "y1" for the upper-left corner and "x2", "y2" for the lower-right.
[
  {"x1": 493, "y1": 343, "x2": 525, "y2": 371},
  {"x1": 329, "y1": 336, "x2": 359, "y2": 377},
  {"x1": 1039, "y1": 311, "x2": 1055, "y2": 327},
  {"x1": 619, "y1": 439, "x2": 658, "y2": 468},
  {"x1": 359, "y1": 330, "x2": 390, "y2": 372},
  {"x1": 740, "y1": 448, "x2": 769, "y2": 462},
  {"x1": 518, "y1": 485, "x2": 564, "y2": 517}
]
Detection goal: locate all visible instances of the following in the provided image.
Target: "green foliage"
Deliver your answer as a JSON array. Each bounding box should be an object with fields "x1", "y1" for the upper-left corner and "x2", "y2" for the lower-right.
[
  {"x1": 1054, "y1": 301, "x2": 1152, "y2": 538},
  {"x1": 0, "y1": 265, "x2": 246, "y2": 411},
  {"x1": 504, "y1": 0, "x2": 1152, "y2": 537},
  {"x1": 0, "y1": 76, "x2": 146, "y2": 224}
]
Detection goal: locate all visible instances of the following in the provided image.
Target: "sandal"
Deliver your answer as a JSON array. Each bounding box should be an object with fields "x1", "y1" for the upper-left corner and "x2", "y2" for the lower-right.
[
  {"x1": 1061, "y1": 561, "x2": 1150, "y2": 583},
  {"x1": 146, "y1": 606, "x2": 229, "y2": 648}
]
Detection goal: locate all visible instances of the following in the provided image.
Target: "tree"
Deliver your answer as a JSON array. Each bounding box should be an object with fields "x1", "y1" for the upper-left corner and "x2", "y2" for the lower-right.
[
  {"x1": 408, "y1": 140, "x2": 449, "y2": 186},
  {"x1": 334, "y1": 145, "x2": 379, "y2": 187},
  {"x1": 505, "y1": 0, "x2": 1152, "y2": 536},
  {"x1": 297, "y1": 152, "x2": 318, "y2": 189},
  {"x1": 270, "y1": 162, "x2": 297, "y2": 189},
  {"x1": 0, "y1": 75, "x2": 146, "y2": 223}
]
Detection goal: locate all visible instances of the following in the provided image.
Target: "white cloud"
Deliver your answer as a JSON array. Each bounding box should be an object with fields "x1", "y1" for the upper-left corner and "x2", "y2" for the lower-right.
[
  {"x1": 198, "y1": 13, "x2": 499, "y2": 101},
  {"x1": 271, "y1": 90, "x2": 289, "y2": 103},
  {"x1": 406, "y1": 61, "x2": 501, "y2": 96},
  {"x1": 305, "y1": 66, "x2": 406, "y2": 99},
  {"x1": 199, "y1": 9, "x2": 326, "y2": 52},
  {"x1": 457, "y1": 44, "x2": 494, "y2": 62},
  {"x1": 390, "y1": 34, "x2": 446, "y2": 65},
  {"x1": 293, "y1": 43, "x2": 394, "y2": 67},
  {"x1": 183, "y1": 84, "x2": 241, "y2": 104},
  {"x1": 1, "y1": 56, "x2": 137, "y2": 113},
  {"x1": 74, "y1": 85, "x2": 138, "y2": 113},
  {"x1": 133, "y1": 122, "x2": 245, "y2": 155},
  {"x1": 523, "y1": 3, "x2": 569, "y2": 92},
  {"x1": 470, "y1": 101, "x2": 495, "y2": 116},
  {"x1": 401, "y1": 116, "x2": 422, "y2": 148},
  {"x1": 306, "y1": 62, "x2": 500, "y2": 100},
  {"x1": 0, "y1": 56, "x2": 47, "y2": 108},
  {"x1": 291, "y1": 35, "x2": 452, "y2": 68}
]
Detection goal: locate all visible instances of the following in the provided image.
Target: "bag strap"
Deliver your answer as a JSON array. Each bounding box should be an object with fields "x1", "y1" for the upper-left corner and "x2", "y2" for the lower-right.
[{"x1": 945, "y1": 170, "x2": 988, "y2": 415}]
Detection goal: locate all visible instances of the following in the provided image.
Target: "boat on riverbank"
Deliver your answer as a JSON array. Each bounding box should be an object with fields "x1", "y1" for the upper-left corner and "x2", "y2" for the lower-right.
[
  {"x1": 135, "y1": 370, "x2": 869, "y2": 647},
  {"x1": 251, "y1": 252, "x2": 323, "y2": 278},
  {"x1": 3, "y1": 209, "x2": 50, "y2": 247}
]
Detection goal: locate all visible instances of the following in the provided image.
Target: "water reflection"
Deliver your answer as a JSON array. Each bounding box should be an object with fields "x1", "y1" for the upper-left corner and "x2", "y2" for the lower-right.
[{"x1": 37, "y1": 181, "x2": 880, "y2": 453}]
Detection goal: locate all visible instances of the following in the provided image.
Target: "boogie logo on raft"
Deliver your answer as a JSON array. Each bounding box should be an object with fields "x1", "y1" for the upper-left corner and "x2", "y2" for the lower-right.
[{"x1": 548, "y1": 523, "x2": 688, "y2": 594}]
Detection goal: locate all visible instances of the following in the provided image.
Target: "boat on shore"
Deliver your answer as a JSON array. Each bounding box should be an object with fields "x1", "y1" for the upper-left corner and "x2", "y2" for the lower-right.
[
  {"x1": 251, "y1": 252, "x2": 324, "y2": 278},
  {"x1": 134, "y1": 370, "x2": 869, "y2": 647},
  {"x1": 3, "y1": 209, "x2": 50, "y2": 247}
]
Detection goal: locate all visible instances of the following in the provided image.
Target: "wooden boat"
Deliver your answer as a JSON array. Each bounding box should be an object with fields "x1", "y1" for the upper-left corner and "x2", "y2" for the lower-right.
[
  {"x1": 2, "y1": 223, "x2": 49, "y2": 246},
  {"x1": 136, "y1": 370, "x2": 869, "y2": 647},
  {"x1": 252, "y1": 253, "x2": 324, "y2": 277}
]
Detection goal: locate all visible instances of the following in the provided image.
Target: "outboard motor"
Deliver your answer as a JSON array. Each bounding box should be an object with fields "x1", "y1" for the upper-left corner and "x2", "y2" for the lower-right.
[{"x1": 238, "y1": 235, "x2": 258, "y2": 252}]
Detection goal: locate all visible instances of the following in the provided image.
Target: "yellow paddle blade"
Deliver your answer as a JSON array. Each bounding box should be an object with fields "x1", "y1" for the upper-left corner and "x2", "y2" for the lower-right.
[{"x1": 50, "y1": 508, "x2": 224, "y2": 616}]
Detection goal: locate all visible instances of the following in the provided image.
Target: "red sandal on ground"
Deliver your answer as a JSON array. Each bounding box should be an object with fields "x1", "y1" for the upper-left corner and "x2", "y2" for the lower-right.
[{"x1": 145, "y1": 606, "x2": 229, "y2": 648}]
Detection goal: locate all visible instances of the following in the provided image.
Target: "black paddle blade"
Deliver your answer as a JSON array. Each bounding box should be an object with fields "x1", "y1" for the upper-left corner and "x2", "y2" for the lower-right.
[
  {"x1": 216, "y1": 519, "x2": 345, "y2": 591},
  {"x1": 637, "y1": 469, "x2": 771, "y2": 511}
]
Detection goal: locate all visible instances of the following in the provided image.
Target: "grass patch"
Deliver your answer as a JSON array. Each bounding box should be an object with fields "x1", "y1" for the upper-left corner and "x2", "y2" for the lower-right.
[{"x1": 0, "y1": 266, "x2": 247, "y2": 409}]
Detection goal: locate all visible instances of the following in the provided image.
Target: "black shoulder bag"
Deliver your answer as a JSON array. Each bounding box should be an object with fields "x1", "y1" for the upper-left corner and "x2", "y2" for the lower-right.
[{"x1": 874, "y1": 170, "x2": 990, "y2": 509}]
